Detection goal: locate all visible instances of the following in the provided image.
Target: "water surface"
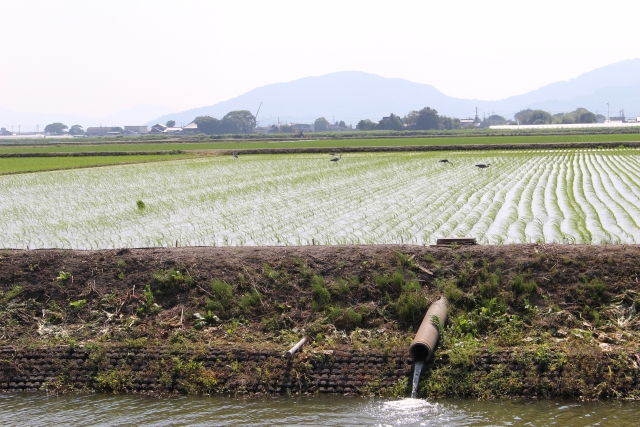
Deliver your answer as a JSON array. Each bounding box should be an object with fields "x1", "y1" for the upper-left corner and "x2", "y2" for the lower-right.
[{"x1": 0, "y1": 393, "x2": 638, "y2": 426}]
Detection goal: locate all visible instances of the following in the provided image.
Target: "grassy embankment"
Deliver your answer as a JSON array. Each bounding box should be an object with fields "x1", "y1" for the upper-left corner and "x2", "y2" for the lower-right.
[{"x1": 1, "y1": 245, "x2": 639, "y2": 398}]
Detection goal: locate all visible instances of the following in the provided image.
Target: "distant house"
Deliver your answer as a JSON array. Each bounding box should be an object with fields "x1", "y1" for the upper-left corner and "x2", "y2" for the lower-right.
[
  {"x1": 182, "y1": 122, "x2": 199, "y2": 133},
  {"x1": 149, "y1": 124, "x2": 167, "y2": 134},
  {"x1": 149, "y1": 123, "x2": 183, "y2": 134},
  {"x1": 86, "y1": 126, "x2": 122, "y2": 136},
  {"x1": 291, "y1": 123, "x2": 314, "y2": 132},
  {"x1": 124, "y1": 125, "x2": 148, "y2": 134},
  {"x1": 609, "y1": 116, "x2": 625, "y2": 123},
  {"x1": 0, "y1": 127, "x2": 12, "y2": 136}
]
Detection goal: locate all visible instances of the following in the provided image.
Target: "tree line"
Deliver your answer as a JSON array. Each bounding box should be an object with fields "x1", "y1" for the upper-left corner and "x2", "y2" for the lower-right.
[
  {"x1": 194, "y1": 111, "x2": 256, "y2": 134},
  {"x1": 514, "y1": 108, "x2": 603, "y2": 125},
  {"x1": 355, "y1": 107, "x2": 461, "y2": 131}
]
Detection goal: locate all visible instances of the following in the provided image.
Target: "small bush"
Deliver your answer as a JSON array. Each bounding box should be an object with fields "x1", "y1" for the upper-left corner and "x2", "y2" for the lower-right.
[
  {"x1": 136, "y1": 200, "x2": 146, "y2": 210},
  {"x1": 331, "y1": 278, "x2": 351, "y2": 296},
  {"x1": 327, "y1": 306, "x2": 363, "y2": 329},
  {"x1": 585, "y1": 278, "x2": 608, "y2": 302},
  {"x1": 395, "y1": 251, "x2": 417, "y2": 269},
  {"x1": 238, "y1": 290, "x2": 261, "y2": 314},
  {"x1": 374, "y1": 270, "x2": 406, "y2": 291},
  {"x1": 511, "y1": 274, "x2": 537, "y2": 294},
  {"x1": 206, "y1": 279, "x2": 234, "y2": 316},
  {"x1": 95, "y1": 369, "x2": 133, "y2": 393},
  {"x1": 311, "y1": 275, "x2": 331, "y2": 310},
  {"x1": 395, "y1": 292, "x2": 427, "y2": 325},
  {"x1": 262, "y1": 314, "x2": 293, "y2": 332}
]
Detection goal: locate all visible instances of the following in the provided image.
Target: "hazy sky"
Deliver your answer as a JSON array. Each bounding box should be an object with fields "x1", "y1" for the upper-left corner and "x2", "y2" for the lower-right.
[{"x1": 2, "y1": 0, "x2": 639, "y2": 117}]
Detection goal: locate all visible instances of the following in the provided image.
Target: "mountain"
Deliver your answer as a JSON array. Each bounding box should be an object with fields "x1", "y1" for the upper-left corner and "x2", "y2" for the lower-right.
[
  {"x1": 0, "y1": 104, "x2": 177, "y2": 132},
  {"x1": 149, "y1": 59, "x2": 640, "y2": 126}
]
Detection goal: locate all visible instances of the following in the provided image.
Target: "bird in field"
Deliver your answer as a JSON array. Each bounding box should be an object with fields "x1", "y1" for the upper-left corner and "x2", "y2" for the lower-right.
[
  {"x1": 329, "y1": 151, "x2": 336, "y2": 156},
  {"x1": 232, "y1": 152, "x2": 239, "y2": 158},
  {"x1": 475, "y1": 163, "x2": 491, "y2": 169},
  {"x1": 439, "y1": 159, "x2": 451, "y2": 164},
  {"x1": 330, "y1": 154, "x2": 342, "y2": 162}
]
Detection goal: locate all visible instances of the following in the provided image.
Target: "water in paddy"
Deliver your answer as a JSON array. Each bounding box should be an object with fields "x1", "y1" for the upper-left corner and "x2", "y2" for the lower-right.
[{"x1": 1, "y1": 393, "x2": 638, "y2": 426}]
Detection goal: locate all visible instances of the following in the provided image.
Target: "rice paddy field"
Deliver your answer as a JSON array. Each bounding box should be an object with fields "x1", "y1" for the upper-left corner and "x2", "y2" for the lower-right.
[{"x1": 2, "y1": 147, "x2": 640, "y2": 249}]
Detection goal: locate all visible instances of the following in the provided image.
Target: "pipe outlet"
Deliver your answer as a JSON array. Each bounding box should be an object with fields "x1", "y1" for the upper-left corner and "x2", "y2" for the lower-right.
[{"x1": 409, "y1": 297, "x2": 448, "y2": 362}]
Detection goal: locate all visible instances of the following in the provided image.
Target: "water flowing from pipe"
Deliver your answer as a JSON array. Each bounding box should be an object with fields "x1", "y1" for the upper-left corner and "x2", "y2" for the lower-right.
[{"x1": 411, "y1": 359, "x2": 424, "y2": 399}]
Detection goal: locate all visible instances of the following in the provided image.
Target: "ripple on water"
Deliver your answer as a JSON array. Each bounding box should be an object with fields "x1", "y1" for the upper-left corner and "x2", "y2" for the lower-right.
[{"x1": 1, "y1": 394, "x2": 640, "y2": 426}]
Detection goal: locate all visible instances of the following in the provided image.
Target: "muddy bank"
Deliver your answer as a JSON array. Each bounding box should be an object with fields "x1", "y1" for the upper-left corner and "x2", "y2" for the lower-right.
[{"x1": 1, "y1": 244, "x2": 640, "y2": 399}]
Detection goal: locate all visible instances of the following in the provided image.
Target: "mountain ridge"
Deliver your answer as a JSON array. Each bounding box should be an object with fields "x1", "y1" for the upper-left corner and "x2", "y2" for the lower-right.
[{"x1": 149, "y1": 58, "x2": 640, "y2": 126}]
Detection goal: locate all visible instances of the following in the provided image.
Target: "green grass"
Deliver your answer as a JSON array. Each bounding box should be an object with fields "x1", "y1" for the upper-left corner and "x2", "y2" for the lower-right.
[
  {"x1": 2, "y1": 133, "x2": 640, "y2": 154},
  {"x1": 0, "y1": 154, "x2": 194, "y2": 174}
]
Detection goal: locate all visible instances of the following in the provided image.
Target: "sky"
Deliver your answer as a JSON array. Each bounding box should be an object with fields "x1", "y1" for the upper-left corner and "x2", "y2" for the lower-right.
[{"x1": 1, "y1": 0, "x2": 640, "y2": 118}]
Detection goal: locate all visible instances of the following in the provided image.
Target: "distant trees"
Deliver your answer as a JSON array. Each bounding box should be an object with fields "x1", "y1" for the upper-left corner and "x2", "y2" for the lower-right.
[
  {"x1": 404, "y1": 107, "x2": 461, "y2": 130},
  {"x1": 44, "y1": 123, "x2": 68, "y2": 135},
  {"x1": 269, "y1": 124, "x2": 293, "y2": 133},
  {"x1": 515, "y1": 109, "x2": 552, "y2": 125},
  {"x1": 314, "y1": 117, "x2": 330, "y2": 132},
  {"x1": 194, "y1": 110, "x2": 257, "y2": 134},
  {"x1": 560, "y1": 108, "x2": 597, "y2": 124},
  {"x1": 516, "y1": 108, "x2": 597, "y2": 125},
  {"x1": 377, "y1": 114, "x2": 404, "y2": 131},
  {"x1": 68, "y1": 124, "x2": 84, "y2": 135},
  {"x1": 487, "y1": 115, "x2": 507, "y2": 125},
  {"x1": 356, "y1": 119, "x2": 377, "y2": 131},
  {"x1": 166, "y1": 120, "x2": 176, "y2": 127}
]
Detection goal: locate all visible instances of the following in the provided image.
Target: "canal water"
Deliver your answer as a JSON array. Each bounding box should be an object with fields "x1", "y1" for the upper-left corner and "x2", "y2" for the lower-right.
[{"x1": 0, "y1": 393, "x2": 638, "y2": 426}]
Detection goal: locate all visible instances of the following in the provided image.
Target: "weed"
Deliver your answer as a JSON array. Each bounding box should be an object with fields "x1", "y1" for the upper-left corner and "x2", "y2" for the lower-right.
[
  {"x1": 395, "y1": 251, "x2": 417, "y2": 269},
  {"x1": 262, "y1": 314, "x2": 293, "y2": 331},
  {"x1": 194, "y1": 310, "x2": 222, "y2": 329},
  {"x1": 136, "y1": 200, "x2": 146, "y2": 210},
  {"x1": 95, "y1": 369, "x2": 133, "y2": 393},
  {"x1": 69, "y1": 299, "x2": 86, "y2": 310},
  {"x1": 2, "y1": 285, "x2": 24, "y2": 302},
  {"x1": 125, "y1": 337, "x2": 147, "y2": 347},
  {"x1": 532, "y1": 344, "x2": 553, "y2": 370},
  {"x1": 447, "y1": 335, "x2": 479, "y2": 367},
  {"x1": 137, "y1": 284, "x2": 161, "y2": 315},
  {"x1": 56, "y1": 271, "x2": 72, "y2": 282},
  {"x1": 152, "y1": 268, "x2": 193, "y2": 292}
]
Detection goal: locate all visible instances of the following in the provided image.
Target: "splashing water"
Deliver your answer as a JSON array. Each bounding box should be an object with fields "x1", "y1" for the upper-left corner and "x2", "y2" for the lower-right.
[{"x1": 411, "y1": 359, "x2": 424, "y2": 399}]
